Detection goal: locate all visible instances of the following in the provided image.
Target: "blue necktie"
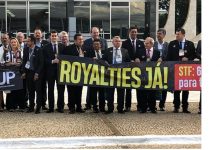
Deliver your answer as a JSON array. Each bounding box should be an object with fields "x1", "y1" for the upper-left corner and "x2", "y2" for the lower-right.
[
  {"x1": 53, "y1": 44, "x2": 57, "y2": 53},
  {"x1": 114, "y1": 49, "x2": 118, "y2": 64},
  {"x1": 179, "y1": 42, "x2": 182, "y2": 49}
]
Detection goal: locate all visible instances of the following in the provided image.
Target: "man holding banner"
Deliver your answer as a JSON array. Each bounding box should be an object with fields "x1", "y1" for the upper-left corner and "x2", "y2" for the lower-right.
[
  {"x1": 135, "y1": 37, "x2": 160, "y2": 113},
  {"x1": 85, "y1": 39, "x2": 106, "y2": 113},
  {"x1": 62, "y1": 33, "x2": 86, "y2": 114},
  {"x1": 122, "y1": 26, "x2": 145, "y2": 112},
  {"x1": 83, "y1": 27, "x2": 108, "y2": 111},
  {"x1": 166, "y1": 28, "x2": 196, "y2": 113},
  {"x1": 102, "y1": 36, "x2": 131, "y2": 114}
]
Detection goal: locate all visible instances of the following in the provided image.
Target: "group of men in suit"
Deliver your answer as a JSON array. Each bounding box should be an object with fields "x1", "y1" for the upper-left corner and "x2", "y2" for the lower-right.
[{"x1": 0, "y1": 26, "x2": 201, "y2": 114}]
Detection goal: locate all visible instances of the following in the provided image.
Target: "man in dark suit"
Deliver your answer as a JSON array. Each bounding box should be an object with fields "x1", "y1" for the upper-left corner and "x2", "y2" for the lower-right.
[
  {"x1": 166, "y1": 28, "x2": 196, "y2": 113},
  {"x1": 102, "y1": 36, "x2": 131, "y2": 114},
  {"x1": 21, "y1": 35, "x2": 44, "y2": 114},
  {"x1": 135, "y1": 37, "x2": 160, "y2": 113},
  {"x1": 34, "y1": 28, "x2": 49, "y2": 110},
  {"x1": 85, "y1": 39, "x2": 106, "y2": 113},
  {"x1": 122, "y1": 26, "x2": 145, "y2": 112},
  {"x1": 83, "y1": 27, "x2": 108, "y2": 110},
  {"x1": 153, "y1": 28, "x2": 169, "y2": 111},
  {"x1": 62, "y1": 33, "x2": 85, "y2": 114},
  {"x1": 43, "y1": 30, "x2": 65, "y2": 113}
]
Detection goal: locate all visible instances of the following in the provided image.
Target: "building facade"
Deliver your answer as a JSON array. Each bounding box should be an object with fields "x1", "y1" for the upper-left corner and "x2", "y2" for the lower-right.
[{"x1": 0, "y1": 0, "x2": 158, "y2": 40}]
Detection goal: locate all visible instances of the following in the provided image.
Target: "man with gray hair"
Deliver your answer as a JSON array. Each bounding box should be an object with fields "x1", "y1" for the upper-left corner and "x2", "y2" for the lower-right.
[
  {"x1": 135, "y1": 37, "x2": 161, "y2": 113},
  {"x1": 59, "y1": 31, "x2": 69, "y2": 47},
  {"x1": 16, "y1": 32, "x2": 26, "y2": 51},
  {"x1": 102, "y1": 36, "x2": 130, "y2": 114}
]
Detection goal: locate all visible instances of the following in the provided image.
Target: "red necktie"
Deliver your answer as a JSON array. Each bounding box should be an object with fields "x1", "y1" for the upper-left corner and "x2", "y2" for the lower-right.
[{"x1": 146, "y1": 49, "x2": 151, "y2": 58}]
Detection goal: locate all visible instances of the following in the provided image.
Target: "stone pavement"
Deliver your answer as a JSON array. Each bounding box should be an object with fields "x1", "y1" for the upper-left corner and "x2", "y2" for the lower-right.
[{"x1": 0, "y1": 90, "x2": 201, "y2": 149}]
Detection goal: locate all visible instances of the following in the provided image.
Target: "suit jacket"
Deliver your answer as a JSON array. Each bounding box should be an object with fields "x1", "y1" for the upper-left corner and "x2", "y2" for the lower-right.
[
  {"x1": 196, "y1": 40, "x2": 201, "y2": 60},
  {"x1": 166, "y1": 40, "x2": 196, "y2": 61},
  {"x1": 122, "y1": 38, "x2": 145, "y2": 61},
  {"x1": 43, "y1": 43, "x2": 64, "y2": 77},
  {"x1": 83, "y1": 38, "x2": 108, "y2": 51},
  {"x1": 153, "y1": 41, "x2": 169, "y2": 60},
  {"x1": 102, "y1": 47, "x2": 131, "y2": 64},
  {"x1": 39, "y1": 40, "x2": 49, "y2": 48},
  {"x1": 136, "y1": 48, "x2": 160, "y2": 62},
  {"x1": 84, "y1": 48, "x2": 105, "y2": 59},
  {"x1": 63, "y1": 43, "x2": 87, "y2": 57},
  {"x1": 21, "y1": 46, "x2": 43, "y2": 75}
]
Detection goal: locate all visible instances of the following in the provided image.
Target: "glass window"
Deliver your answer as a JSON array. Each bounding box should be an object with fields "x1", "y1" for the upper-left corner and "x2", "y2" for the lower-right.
[
  {"x1": 111, "y1": 7, "x2": 129, "y2": 39},
  {"x1": 74, "y1": 4, "x2": 90, "y2": 33},
  {"x1": 74, "y1": 2, "x2": 90, "y2": 6},
  {"x1": 0, "y1": 1, "x2": 6, "y2": 32},
  {"x1": 50, "y1": 2, "x2": 67, "y2": 32},
  {"x1": 30, "y1": 2, "x2": 49, "y2": 32},
  {"x1": 7, "y1": 1, "x2": 26, "y2": 33},
  {"x1": 112, "y1": 2, "x2": 129, "y2": 6},
  {"x1": 91, "y1": 2, "x2": 110, "y2": 34},
  {"x1": 130, "y1": 2, "x2": 145, "y2": 39}
]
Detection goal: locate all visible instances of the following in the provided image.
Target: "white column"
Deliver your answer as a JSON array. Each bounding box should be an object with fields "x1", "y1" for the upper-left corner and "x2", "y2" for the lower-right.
[
  {"x1": 164, "y1": 0, "x2": 176, "y2": 42},
  {"x1": 182, "y1": 0, "x2": 197, "y2": 40}
]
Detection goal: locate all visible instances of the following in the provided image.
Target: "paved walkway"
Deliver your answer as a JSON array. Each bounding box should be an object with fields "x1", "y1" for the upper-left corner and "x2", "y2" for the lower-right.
[{"x1": 0, "y1": 90, "x2": 201, "y2": 149}]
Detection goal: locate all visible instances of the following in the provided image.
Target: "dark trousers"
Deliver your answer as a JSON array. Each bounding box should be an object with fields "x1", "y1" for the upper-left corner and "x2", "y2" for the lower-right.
[
  {"x1": 137, "y1": 89, "x2": 156, "y2": 111},
  {"x1": 173, "y1": 90, "x2": 189, "y2": 110},
  {"x1": 57, "y1": 85, "x2": 65, "y2": 110},
  {"x1": 26, "y1": 71, "x2": 42, "y2": 109},
  {"x1": 136, "y1": 89, "x2": 141, "y2": 110},
  {"x1": 6, "y1": 88, "x2": 26, "y2": 110},
  {"x1": 125, "y1": 89, "x2": 131, "y2": 108},
  {"x1": 47, "y1": 77, "x2": 65, "y2": 111},
  {"x1": 159, "y1": 90, "x2": 168, "y2": 108},
  {"x1": 107, "y1": 88, "x2": 125, "y2": 112},
  {"x1": 85, "y1": 87, "x2": 91, "y2": 108},
  {"x1": 67, "y1": 85, "x2": 83, "y2": 110},
  {"x1": 0, "y1": 91, "x2": 4, "y2": 109},
  {"x1": 23, "y1": 79, "x2": 29, "y2": 107},
  {"x1": 42, "y1": 70, "x2": 47, "y2": 107},
  {"x1": 89, "y1": 87, "x2": 105, "y2": 110}
]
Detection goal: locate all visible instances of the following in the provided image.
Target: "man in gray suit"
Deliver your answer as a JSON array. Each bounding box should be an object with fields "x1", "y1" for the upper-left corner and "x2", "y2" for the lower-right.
[{"x1": 153, "y1": 28, "x2": 169, "y2": 111}]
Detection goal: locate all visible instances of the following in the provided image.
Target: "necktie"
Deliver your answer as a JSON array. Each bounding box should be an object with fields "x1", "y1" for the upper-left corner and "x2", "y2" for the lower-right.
[
  {"x1": 179, "y1": 42, "x2": 182, "y2": 49},
  {"x1": 146, "y1": 49, "x2": 151, "y2": 58},
  {"x1": 132, "y1": 40, "x2": 135, "y2": 52},
  {"x1": 97, "y1": 51, "x2": 101, "y2": 59},
  {"x1": 53, "y1": 44, "x2": 57, "y2": 53},
  {"x1": 114, "y1": 48, "x2": 118, "y2": 64}
]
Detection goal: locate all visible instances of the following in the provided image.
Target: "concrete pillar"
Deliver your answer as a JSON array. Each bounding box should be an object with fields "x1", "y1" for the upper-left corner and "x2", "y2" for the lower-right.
[
  {"x1": 182, "y1": 0, "x2": 197, "y2": 40},
  {"x1": 164, "y1": 0, "x2": 176, "y2": 42},
  {"x1": 149, "y1": 0, "x2": 158, "y2": 40}
]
